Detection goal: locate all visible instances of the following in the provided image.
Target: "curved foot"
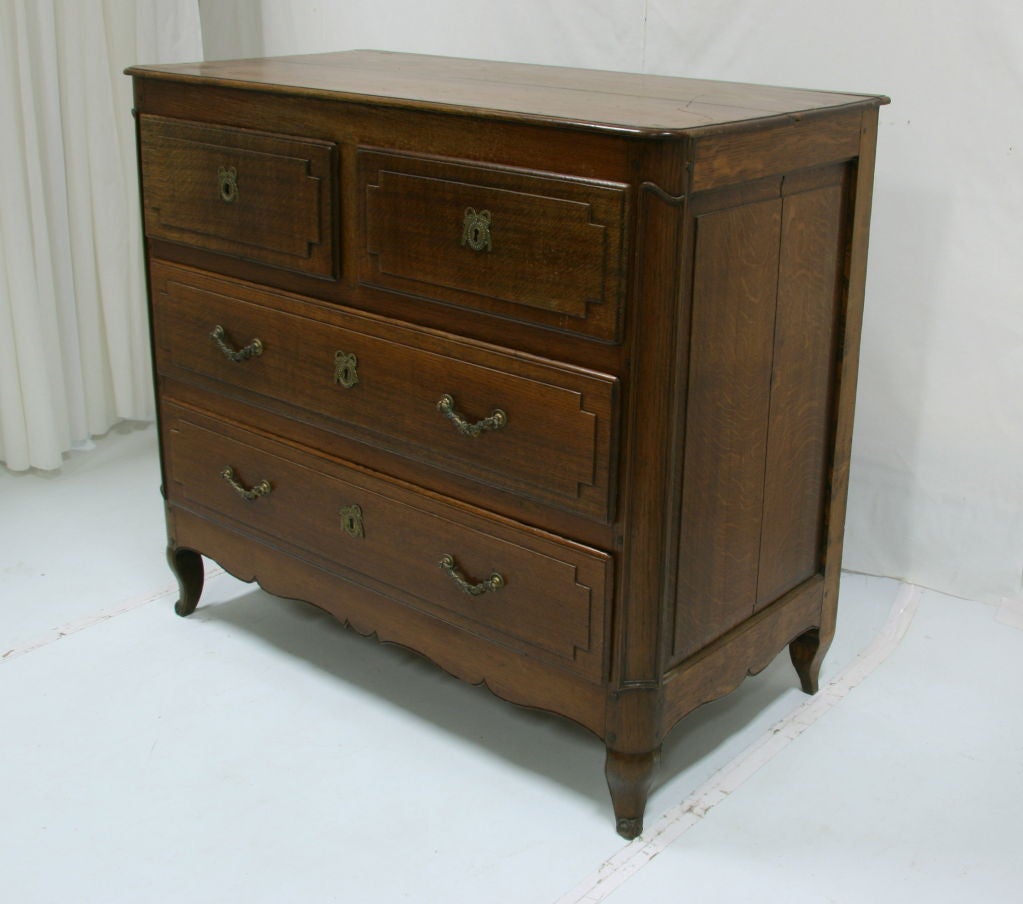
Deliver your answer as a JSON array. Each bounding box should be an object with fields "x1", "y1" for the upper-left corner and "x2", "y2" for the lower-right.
[
  {"x1": 167, "y1": 546, "x2": 204, "y2": 617},
  {"x1": 789, "y1": 627, "x2": 829, "y2": 695},
  {"x1": 615, "y1": 817, "x2": 644, "y2": 840},
  {"x1": 605, "y1": 747, "x2": 660, "y2": 840}
]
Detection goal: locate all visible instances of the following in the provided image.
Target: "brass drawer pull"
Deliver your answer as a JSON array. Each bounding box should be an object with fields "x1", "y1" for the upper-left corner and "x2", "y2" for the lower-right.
[
  {"x1": 221, "y1": 466, "x2": 272, "y2": 501},
  {"x1": 218, "y1": 165, "x2": 238, "y2": 203},
  {"x1": 460, "y1": 207, "x2": 492, "y2": 252},
  {"x1": 211, "y1": 324, "x2": 263, "y2": 362},
  {"x1": 438, "y1": 554, "x2": 504, "y2": 596},
  {"x1": 437, "y1": 393, "x2": 507, "y2": 437}
]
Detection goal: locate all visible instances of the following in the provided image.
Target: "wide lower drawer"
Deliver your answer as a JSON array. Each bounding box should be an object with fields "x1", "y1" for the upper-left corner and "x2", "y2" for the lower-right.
[
  {"x1": 152, "y1": 264, "x2": 617, "y2": 521},
  {"x1": 359, "y1": 150, "x2": 628, "y2": 342},
  {"x1": 139, "y1": 115, "x2": 337, "y2": 279},
  {"x1": 163, "y1": 404, "x2": 611, "y2": 681}
]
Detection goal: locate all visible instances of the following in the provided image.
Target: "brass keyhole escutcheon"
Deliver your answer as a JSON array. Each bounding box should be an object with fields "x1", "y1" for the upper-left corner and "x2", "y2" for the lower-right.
[
  {"x1": 218, "y1": 166, "x2": 238, "y2": 203},
  {"x1": 333, "y1": 351, "x2": 359, "y2": 389},
  {"x1": 340, "y1": 504, "x2": 364, "y2": 538},
  {"x1": 460, "y1": 207, "x2": 492, "y2": 252}
]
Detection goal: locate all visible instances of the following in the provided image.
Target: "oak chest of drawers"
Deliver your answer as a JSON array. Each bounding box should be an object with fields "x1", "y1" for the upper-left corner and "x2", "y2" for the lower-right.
[{"x1": 128, "y1": 51, "x2": 886, "y2": 838}]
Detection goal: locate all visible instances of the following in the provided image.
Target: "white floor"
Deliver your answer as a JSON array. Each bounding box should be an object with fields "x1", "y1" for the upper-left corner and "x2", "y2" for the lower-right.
[{"x1": 2, "y1": 425, "x2": 1021, "y2": 903}]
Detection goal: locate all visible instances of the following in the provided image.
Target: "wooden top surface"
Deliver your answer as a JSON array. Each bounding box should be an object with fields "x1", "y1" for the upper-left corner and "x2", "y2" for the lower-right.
[{"x1": 127, "y1": 49, "x2": 888, "y2": 137}]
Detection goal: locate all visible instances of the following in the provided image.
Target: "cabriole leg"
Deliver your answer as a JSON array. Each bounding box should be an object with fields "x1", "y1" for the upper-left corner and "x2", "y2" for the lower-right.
[
  {"x1": 789, "y1": 627, "x2": 831, "y2": 695},
  {"x1": 167, "y1": 546, "x2": 204, "y2": 617},
  {"x1": 605, "y1": 746, "x2": 660, "y2": 840}
]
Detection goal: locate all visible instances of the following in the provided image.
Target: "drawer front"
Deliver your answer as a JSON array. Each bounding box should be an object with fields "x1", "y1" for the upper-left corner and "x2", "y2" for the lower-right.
[
  {"x1": 359, "y1": 150, "x2": 628, "y2": 341},
  {"x1": 139, "y1": 115, "x2": 337, "y2": 278},
  {"x1": 164, "y1": 407, "x2": 610, "y2": 680},
  {"x1": 153, "y1": 265, "x2": 617, "y2": 520}
]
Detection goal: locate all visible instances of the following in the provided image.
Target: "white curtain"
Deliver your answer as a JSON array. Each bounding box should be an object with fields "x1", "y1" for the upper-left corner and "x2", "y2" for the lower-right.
[{"x1": 0, "y1": 0, "x2": 202, "y2": 472}]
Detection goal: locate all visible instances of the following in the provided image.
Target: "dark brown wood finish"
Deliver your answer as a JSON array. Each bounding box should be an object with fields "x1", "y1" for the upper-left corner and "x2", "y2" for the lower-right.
[
  {"x1": 151, "y1": 263, "x2": 618, "y2": 520},
  {"x1": 360, "y1": 150, "x2": 628, "y2": 341},
  {"x1": 808, "y1": 106, "x2": 883, "y2": 694},
  {"x1": 756, "y1": 175, "x2": 847, "y2": 608},
  {"x1": 605, "y1": 748, "x2": 659, "y2": 841},
  {"x1": 167, "y1": 504, "x2": 609, "y2": 737},
  {"x1": 139, "y1": 116, "x2": 338, "y2": 279},
  {"x1": 673, "y1": 196, "x2": 781, "y2": 662},
  {"x1": 129, "y1": 50, "x2": 878, "y2": 134},
  {"x1": 130, "y1": 51, "x2": 886, "y2": 838},
  {"x1": 164, "y1": 404, "x2": 611, "y2": 680}
]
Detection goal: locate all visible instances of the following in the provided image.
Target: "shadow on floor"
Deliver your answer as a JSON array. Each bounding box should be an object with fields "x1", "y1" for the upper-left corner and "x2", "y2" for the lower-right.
[{"x1": 188, "y1": 581, "x2": 810, "y2": 816}]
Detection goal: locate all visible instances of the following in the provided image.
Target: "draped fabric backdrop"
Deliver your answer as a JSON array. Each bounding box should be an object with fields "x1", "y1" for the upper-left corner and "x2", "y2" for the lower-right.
[{"x1": 0, "y1": 0, "x2": 202, "y2": 471}]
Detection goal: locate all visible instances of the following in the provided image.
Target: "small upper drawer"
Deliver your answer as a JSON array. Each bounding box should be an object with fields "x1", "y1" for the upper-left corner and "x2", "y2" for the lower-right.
[
  {"x1": 139, "y1": 115, "x2": 338, "y2": 278},
  {"x1": 358, "y1": 150, "x2": 628, "y2": 342}
]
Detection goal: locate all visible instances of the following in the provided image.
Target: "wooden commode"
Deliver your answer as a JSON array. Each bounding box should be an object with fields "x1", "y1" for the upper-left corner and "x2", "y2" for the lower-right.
[{"x1": 127, "y1": 51, "x2": 887, "y2": 838}]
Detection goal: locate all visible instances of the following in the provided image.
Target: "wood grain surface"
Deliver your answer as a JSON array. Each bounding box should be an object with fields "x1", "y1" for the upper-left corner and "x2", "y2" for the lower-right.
[
  {"x1": 132, "y1": 51, "x2": 886, "y2": 838},
  {"x1": 129, "y1": 50, "x2": 885, "y2": 135}
]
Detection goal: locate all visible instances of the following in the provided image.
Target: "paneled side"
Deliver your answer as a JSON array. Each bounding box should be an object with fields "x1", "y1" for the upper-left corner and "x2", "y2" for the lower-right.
[
  {"x1": 673, "y1": 198, "x2": 781, "y2": 662},
  {"x1": 755, "y1": 177, "x2": 847, "y2": 607},
  {"x1": 690, "y1": 111, "x2": 861, "y2": 191}
]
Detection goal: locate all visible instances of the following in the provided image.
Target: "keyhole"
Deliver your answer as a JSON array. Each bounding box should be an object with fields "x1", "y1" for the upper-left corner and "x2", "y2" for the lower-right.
[
  {"x1": 340, "y1": 504, "x2": 364, "y2": 538},
  {"x1": 334, "y1": 351, "x2": 359, "y2": 389},
  {"x1": 218, "y1": 166, "x2": 238, "y2": 203},
  {"x1": 461, "y1": 208, "x2": 492, "y2": 252}
]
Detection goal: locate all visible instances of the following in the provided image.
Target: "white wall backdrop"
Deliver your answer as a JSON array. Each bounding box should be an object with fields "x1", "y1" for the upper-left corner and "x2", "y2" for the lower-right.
[
  {"x1": 219, "y1": 0, "x2": 1022, "y2": 605},
  {"x1": 203, "y1": 2, "x2": 1022, "y2": 605}
]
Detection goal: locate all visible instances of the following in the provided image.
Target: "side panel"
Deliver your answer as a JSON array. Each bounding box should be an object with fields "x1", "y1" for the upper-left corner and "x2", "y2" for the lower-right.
[
  {"x1": 756, "y1": 180, "x2": 846, "y2": 606},
  {"x1": 673, "y1": 198, "x2": 781, "y2": 660},
  {"x1": 672, "y1": 166, "x2": 850, "y2": 663}
]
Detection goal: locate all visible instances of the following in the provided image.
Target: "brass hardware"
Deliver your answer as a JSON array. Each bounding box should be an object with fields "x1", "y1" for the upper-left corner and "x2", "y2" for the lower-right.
[
  {"x1": 438, "y1": 554, "x2": 504, "y2": 596},
  {"x1": 460, "y1": 207, "x2": 492, "y2": 252},
  {"x1": 436, "y1": 393, "x2": 507, "y2": 437},
  {"x1": 333, "y1": 351, "x2": 359, "y2": 389},
  {"x1": 339, "y1": 504, "x2": 364, "y2": 538},
  {"x1": 210, "y1": 325, "x2": 263, "y2": 362},
  {"x1": 640, "y1": 181, "x2": 687, "y2": 207},
  {"x1": 218, "y1": 165, "x2": 238, "y2": 203},
  {"x1": 220, "y1": 466, "x2": 272, "y2": 501}
]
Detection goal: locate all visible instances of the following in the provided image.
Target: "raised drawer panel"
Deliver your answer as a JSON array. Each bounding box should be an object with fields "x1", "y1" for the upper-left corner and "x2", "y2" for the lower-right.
[
  {"x1": 359, "y1": 150, "x2": 627, "y2": 341},
  {"x1": 139, "y1": 115, "x2": 337, "y2": 278},
  {"x1": 163, "y1": 406, "x2": 611, "y2": 680},
  {"x1": 152, "y1": 265, "x2": 617, "y2": 520}
]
